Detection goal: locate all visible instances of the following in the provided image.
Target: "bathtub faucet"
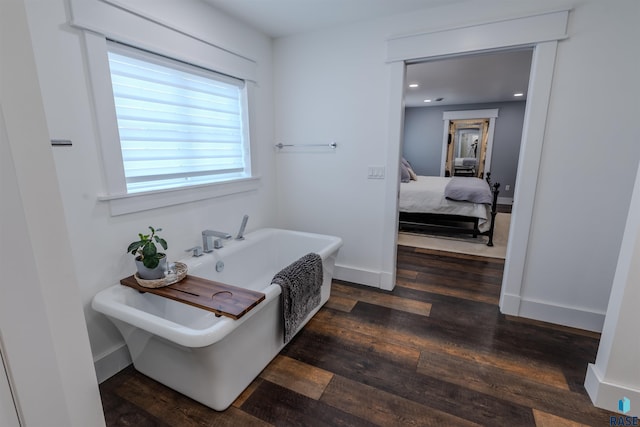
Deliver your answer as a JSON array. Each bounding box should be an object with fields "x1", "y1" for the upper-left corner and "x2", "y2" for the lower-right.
[
  {"x1": 202, "y1": 230, "x2": 232, "y2": 252},
  {"x1": 235, "y1": 215, "x2": 249, "y2": 240}
]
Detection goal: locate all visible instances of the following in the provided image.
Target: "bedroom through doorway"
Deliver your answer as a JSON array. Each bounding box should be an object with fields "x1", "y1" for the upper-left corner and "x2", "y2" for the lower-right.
[{"x1": 396, "y1": 48, "x2": 533, "y2": 259}]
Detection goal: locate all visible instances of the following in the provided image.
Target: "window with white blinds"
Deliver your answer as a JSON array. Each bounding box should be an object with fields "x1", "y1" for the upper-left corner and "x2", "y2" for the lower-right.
[{"x1": 107, "y1": 42, "x2": 250, "y2": 194}]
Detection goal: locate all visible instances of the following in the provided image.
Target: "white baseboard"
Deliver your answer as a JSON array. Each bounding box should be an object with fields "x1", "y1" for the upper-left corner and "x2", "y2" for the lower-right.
[
  {"x1": 585, "y1": 363, "x2": 640, "y2": 416},
  {"x1": 500, "y1": 293, "x2": 605, "y2": 332},
  {"x1": 333, "y1": 264, "x2": 388, "y2": 289},
  {"x1": 340, "y1": 265, "x2": 604, "y2": 331},
  {"x1": 497, "y1": 196, "x2": 513, "y2": 205},
  {"x1": 499, "y1": 293, "x2": 522, "y2": 315},
  {"x1": 517, "y1": 298, "x2": 605, "y2": 332},
  {"x1": 93, "y1": 343, "x2": 131, "y2": 383},
  {"x1": 378, "y1": 271, "x2": 395, "y2": 291}
]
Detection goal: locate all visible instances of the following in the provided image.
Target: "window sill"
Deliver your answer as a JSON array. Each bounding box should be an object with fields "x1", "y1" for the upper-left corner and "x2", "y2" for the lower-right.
[{"x1": 98, "y1": 176, "x2": 260, "y2": 216}]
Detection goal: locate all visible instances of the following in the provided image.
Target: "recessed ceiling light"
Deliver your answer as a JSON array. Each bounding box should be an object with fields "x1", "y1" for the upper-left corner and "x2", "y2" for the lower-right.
[
  {"x1": 514, "y1": 93, "x2": 524, "y2": 97},
  {"x1": 423, "y1": 99, "x2": 431, "y2": 103},
  {"x1": 409, "y1": 83, "x2": 419, "y2": 88}
]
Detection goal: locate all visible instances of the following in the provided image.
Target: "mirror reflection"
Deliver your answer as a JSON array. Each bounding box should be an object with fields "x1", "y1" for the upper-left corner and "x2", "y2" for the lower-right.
[{"x1": 446, "y1": 119, "x2": 489, "y2": 178}]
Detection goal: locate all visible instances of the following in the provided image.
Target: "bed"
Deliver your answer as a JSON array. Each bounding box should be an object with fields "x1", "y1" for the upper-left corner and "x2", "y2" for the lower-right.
[{"x1": 398, "y1": 173, "x2": 500, "y2": 246}]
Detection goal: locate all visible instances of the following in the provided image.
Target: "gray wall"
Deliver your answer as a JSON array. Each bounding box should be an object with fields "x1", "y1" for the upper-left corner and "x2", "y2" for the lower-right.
[{"x1": 402, "y1": 101, "x2": 526, "y2": 199}]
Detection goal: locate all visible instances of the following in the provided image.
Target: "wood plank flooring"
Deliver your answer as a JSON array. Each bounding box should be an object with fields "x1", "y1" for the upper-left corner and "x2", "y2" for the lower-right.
[{"x1": 99, "y1": 245, "x2": 614, "y2": 426}]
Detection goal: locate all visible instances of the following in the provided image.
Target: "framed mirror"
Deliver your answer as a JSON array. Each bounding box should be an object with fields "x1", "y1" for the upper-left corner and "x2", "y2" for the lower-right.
[{"x1": 441, "y1": 109, "x2": 498, "y2": 178}]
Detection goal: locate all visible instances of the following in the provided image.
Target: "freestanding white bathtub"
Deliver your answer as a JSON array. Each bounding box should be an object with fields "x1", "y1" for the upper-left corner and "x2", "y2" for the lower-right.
[{"x1": 92, "y1": 228, "x2": 342, "y2": 411}]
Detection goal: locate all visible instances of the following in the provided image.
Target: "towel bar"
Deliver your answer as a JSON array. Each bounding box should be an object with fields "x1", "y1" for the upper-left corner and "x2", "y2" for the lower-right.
[{"x1": 274, "y1": 142, "x2": 337, "y2": 149}]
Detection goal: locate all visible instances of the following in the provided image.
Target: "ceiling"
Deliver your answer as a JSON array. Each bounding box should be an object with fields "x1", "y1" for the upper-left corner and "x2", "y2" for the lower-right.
[
  {"x1": 203, "y1": 0, "x2": 532, "y2": 108},
  {"x1": 203, "y1": 0, "x2": 465, "y2": 38},
  {"x1": 404, "y1": 49, "x2": 533, "y2": 107}
]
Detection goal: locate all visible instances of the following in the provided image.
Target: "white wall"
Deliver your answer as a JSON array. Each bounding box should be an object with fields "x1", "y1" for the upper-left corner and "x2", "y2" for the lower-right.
[
  {"x1": 585, "y1": 159, "x2": 640, "y2": 414},
  {"x1": 274, "y1": 24, "x2": 392, "y2": 285},
  {"x1": 516, "y1": 1, "x2": 640, "y2": 330},
  {"x1": 0, "y1": 0, "x2": 104, "y2": 424},
  {"x1": 274, "y1": 0, "x2": 640, "y2": 330},
  {"x1": 23, "y1": 0, "x2": 276, "y2": 381}
]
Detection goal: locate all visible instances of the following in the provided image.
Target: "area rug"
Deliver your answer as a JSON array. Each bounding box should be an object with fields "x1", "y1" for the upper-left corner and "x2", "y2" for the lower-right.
[{"x1": 398, "y1": 213, "x2": 510, "y2": 259}]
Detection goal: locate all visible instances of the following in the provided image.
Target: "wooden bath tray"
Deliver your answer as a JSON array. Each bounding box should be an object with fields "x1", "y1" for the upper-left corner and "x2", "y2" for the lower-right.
[{"x1": 120, "y1": 275, "x2": 265, "y2": 320}]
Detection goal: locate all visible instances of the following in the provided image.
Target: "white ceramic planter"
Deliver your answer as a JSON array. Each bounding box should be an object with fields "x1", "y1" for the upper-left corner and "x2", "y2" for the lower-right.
[{"x1": 135, "y1": 255, "x2": 166, "y2": 279}]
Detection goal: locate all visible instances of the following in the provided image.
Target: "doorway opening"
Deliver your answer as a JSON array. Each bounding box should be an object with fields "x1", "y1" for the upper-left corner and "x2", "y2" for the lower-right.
[
  {"x1": 396, "y1": 49, "x2": 531, "y2": 261},
  {"x1": 382, "y1": 10, "x2": 568, "y2": 315}
]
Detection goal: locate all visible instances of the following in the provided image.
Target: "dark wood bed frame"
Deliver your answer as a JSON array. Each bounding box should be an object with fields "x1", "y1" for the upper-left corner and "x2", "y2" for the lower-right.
[{"x1": 398, "y1": 173, "x2": 501, "y2": 246}]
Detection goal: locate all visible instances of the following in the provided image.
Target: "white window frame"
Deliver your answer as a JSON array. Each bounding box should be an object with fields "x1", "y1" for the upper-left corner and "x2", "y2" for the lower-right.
[{"x1": 83, "y1": 32, "x2": 259, "y2": 216}]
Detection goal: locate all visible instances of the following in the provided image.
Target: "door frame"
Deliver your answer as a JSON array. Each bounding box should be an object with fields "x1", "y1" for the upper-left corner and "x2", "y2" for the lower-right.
[{"x1": 381, "y1": 9, "x2": 569, "y2": 318}]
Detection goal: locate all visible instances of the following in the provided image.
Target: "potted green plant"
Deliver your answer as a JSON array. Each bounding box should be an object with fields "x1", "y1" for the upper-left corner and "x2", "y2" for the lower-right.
[{"x1": 127, "y1": 226, "x2": 168, "y2": 280}]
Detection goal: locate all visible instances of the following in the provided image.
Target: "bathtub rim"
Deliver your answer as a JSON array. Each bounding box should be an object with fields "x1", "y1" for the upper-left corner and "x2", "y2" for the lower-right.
[
  {"x1": 92, "y1": 228, "x2": 342, "y2": 348},
  {"x1": 213, "y1": 227, "x2": 343, "y2": 260},
  {"x1": 92, "y1": 284, "x2": 281, "y2": 348}
]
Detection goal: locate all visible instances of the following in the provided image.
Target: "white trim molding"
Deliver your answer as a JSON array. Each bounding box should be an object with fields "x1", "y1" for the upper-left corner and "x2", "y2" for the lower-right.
[
  {"x1": 0, "y1": 333, "x2": 23, "y2": 427},
  {"x1": 500, "y1": 294, "x2": 605, "y2": 332},
  {"x1": 384, "y1": 10, "x2": 570, "y2": 319},
  {"x1": 334, "y1": 264, "x2": 385, "y2": 289},
  {"x1": 518, "y1": 298, "x2": 605, "y2": 332},
  {"x1": 99, "y1": 177, "x2": 261, "y2": 216},
  {"x1": 499, "y1": 40, "x2": 560, "y2": 317},
  {"x1": 442, "y1": 109, "x2": 499, "y2": 121},
  {"x1": 585, "y1": 364, "x2": 640, "y2": 416},
  {"x1": 78, "y1": 14, "x2": 262, "y2": 216},
  {"x1": 68, "y1": 0, "x2": 257, "y2": 82},
  {"x1": 93, "y1": 343, "x2": 132, "y2": 384},
  {"x1": 386, "y1": 9, "x2": 569, "y2": 63},
  {"x1": 379, "y1": 61, "x2": 407, "y2": 292}
]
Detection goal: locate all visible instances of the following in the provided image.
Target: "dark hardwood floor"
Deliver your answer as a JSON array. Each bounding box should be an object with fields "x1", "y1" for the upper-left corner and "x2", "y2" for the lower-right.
[{"x1": 100, "y1": 245, "x2": 614, "y2": 426}]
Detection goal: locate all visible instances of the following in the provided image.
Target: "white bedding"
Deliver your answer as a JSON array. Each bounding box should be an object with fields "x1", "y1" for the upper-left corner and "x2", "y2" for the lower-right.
[{"x1": 399, "y1": 176, "x2": 491, "y2": 232}]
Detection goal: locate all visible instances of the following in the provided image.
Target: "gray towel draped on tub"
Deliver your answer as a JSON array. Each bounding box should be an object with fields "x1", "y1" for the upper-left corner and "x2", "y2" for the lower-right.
[{"x1": 272, "y1": 253, "x2": 323, "y2": 343}]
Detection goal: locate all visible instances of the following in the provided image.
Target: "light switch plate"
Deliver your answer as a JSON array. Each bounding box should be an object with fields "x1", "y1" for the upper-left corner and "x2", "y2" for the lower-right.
[{"x1": 368, "y1": 166, "x2": 385, "y2": 179}]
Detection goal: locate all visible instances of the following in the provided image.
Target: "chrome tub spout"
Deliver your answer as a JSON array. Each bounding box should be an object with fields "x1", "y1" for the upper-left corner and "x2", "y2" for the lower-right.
[{"x1": 202, "y1": 230, "x2": 232, "y2": 252}]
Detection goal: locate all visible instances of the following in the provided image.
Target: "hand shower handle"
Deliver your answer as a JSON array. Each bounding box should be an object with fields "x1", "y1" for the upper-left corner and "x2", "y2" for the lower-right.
[{"x1": 235, "y1": 215, "x2": 249, "y2": 240}]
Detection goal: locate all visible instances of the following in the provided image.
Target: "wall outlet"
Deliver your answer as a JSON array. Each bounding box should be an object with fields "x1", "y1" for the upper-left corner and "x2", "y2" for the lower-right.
[{"x1": 505, "y1": 184, "x2": 511, "y2": 191}]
